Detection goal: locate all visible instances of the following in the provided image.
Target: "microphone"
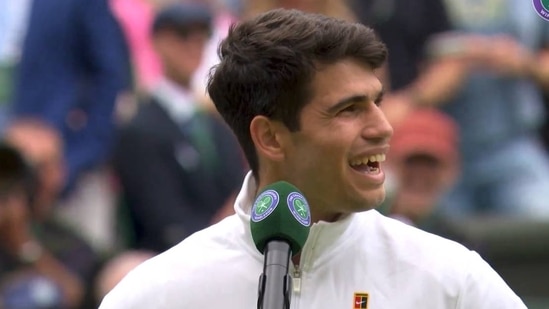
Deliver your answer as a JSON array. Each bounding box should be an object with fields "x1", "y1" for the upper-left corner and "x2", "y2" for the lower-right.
[{"x1": 250, "y1": 181, "x2": 311, "y2": 309}]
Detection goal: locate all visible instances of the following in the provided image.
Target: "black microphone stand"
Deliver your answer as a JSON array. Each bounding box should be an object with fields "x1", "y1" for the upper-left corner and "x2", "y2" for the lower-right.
[{"x1": 257, "y1": 240, "x2": 293, "y2": 309}]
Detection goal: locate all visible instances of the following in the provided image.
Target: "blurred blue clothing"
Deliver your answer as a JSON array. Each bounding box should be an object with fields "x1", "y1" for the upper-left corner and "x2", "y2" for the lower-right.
[
  {"x1": 441, "y1": 0, "x2": 549, "y2": 217},
  {"x1": 1, "y1": 275, "x2": 64, "y2": 309},
  {"x1": 442, "y1": 135, "x2": 549, "y2": 216},
  {"x1": 12, "y1": 0, "x2": 132, "y2": 194}
]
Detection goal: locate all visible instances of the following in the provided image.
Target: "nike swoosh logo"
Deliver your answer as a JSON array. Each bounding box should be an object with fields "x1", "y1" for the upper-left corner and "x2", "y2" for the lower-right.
[{"x1": 356, "y1": 300, "x2": 365, "y2": 305}]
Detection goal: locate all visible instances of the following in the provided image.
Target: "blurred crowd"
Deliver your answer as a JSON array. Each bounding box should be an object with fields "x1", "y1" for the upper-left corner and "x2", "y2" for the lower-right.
[{"x1": 1, "y1": 0, "x2": 549, "y2": 308}]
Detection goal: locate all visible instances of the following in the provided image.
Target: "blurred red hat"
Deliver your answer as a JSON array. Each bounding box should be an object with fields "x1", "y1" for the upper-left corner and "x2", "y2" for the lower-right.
[{"x1": 389, "y1": 108, "x2": 459, "y2": 165}]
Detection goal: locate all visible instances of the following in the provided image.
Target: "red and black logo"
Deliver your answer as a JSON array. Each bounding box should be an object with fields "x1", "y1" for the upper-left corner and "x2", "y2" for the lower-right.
[{"x1": 354, "y1": 292, "x2": 369, "y2": 309}]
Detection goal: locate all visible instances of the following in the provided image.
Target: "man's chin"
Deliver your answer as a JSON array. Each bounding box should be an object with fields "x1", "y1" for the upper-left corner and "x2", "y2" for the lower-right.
[
  {"x1": 366, "y1": 185, "x2": 386, "y2": 204},
  {"x1": 350, "y1": 191, "x2": 386, "y2": 213}
]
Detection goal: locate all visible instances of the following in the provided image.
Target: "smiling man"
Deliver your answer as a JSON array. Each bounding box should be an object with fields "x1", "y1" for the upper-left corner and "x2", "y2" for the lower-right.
[{"x1": 99, "y1": 9, "x2": 525, "y2": 308}]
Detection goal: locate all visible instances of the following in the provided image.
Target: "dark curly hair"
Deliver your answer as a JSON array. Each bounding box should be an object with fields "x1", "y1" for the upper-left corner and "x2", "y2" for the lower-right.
[{"x1": 207, "y1": 9, "x2": 387, "y2": 180}]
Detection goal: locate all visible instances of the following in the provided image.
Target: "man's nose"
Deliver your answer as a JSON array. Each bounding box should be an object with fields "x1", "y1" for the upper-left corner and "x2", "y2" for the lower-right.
[{"x1": 361, "y1": 105, "x2": 394, "y2": 143}]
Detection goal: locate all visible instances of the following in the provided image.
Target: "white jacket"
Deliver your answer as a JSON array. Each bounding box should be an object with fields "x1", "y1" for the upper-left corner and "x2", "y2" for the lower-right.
[{"x1": 99, "y1": 173, "x2": 526, "y2": 308}]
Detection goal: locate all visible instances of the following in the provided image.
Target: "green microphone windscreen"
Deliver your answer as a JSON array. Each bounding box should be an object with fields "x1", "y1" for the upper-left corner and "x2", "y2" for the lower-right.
[{"x1": 250, "y1": 181, "x2": 311, "y2": 256}]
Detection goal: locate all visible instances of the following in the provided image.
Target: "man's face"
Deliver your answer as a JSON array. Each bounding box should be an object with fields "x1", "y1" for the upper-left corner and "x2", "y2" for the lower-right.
[
  {"x1": 156, "y1": 29, "x2": 209, "y2": 85},
  {"x1": 396, "y1": 154, "x2": 453, "y2": 208},
  {"x1": 400, "y1": 155, "x2": 445, "y2": 195},
  {"x1": 5, "y1": 126, "x2": 65, "y2": 217},
  {"x1": 280, "y1": 59, "x2": 393, "y2": 220}
]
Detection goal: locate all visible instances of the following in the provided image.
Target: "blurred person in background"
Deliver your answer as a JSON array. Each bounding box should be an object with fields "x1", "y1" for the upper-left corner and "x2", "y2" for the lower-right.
[
  {"x1": 435, "y1": 0, "x2": 549, "y2": 217},
  {"x1": 11, "y1": 0, "x2": 132, "y2": 255},
  {"x1": 352, "y1": 0, "x2": 549, "y2": 218},
  {"x1": 110, "y1": 0, "x2": 238, "y2": 113},
  {"x1": 379, "y1": 109, "x2": 462, "y2": 239},
  {"x1": 343, "y1": 0, "x2": 473, "y2": 225},
  {"x1": 348, "y1": 0, "x2": 473, "y2": 128},
  {"x1": 113, "y1": 2, "x2": 246, "y2": 253},
  {"x1": 0, "y1": 118, "x2": 100, "y2": 309}
]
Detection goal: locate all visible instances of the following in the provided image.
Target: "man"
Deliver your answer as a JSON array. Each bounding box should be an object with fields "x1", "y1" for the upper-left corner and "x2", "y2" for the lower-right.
[
  {"x1": 436, "y1": 0, "x2": 549, "y2": 217},
  {"x1": 378, "y1": 109, "x2": 471, "y2": 247},
  {"x1": 12, "y1": 0, "x2": 132, "y2": 254},
  {"x1": 113, "y1": 2, "x2": 246, "y2": 253},
  {"x1": 0, "y1": 119, "x2": 100, "y2": 309},
  {"x1": 13, "y1": 0, "x2": 131, "y2": 193},
  {"x1": 100, "y1": 9, "x2": 525, "y2": 308},
  {"x1": 349, "y1": 0, "x2": 472, "y2": 128},
  {"x1": 381, "y1": 109, "x2": 460, "y2": 226}
]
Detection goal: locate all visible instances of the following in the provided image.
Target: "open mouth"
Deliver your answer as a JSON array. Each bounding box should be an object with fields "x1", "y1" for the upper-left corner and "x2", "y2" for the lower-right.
[{"x1": 349, "y1": 154, "x2": 386, "y2": 174}]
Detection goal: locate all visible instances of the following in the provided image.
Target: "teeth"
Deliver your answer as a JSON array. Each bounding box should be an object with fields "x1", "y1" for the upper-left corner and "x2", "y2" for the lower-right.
[{"x1": 349, "y1": 154, "x2": 386, "y2": 166}]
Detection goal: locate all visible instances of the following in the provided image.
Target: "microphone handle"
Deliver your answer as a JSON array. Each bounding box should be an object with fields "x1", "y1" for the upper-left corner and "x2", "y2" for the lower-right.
[{"x1": 257, "y1": 240, "x2": 292, "y2": 309}]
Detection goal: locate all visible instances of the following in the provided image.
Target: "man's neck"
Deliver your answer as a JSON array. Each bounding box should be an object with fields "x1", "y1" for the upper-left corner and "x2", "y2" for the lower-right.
[{"x1": 255, "y1": 172, "x2": 344, "y2": 224}]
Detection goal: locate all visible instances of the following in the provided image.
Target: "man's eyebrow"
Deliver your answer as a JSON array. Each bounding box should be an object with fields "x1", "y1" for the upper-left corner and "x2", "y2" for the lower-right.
[
  {"x1": 375, "y1": 88, "x2": 385, "y2": 103},
  {"x1": 326, "y1": 88, "x2": 385, "y2": 114}
]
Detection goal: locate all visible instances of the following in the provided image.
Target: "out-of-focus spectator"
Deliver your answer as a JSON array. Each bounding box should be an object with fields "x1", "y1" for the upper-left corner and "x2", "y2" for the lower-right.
[
  {"x1": 380, "y1": 109, "x2": 460, "y2": 230},
  {"x1": 438, "y1": 0, "x2": 549, "y2": 217},
  {"x1": 11, "y1": 0, "x2": 133, "y2": 254},
  {"x1": 110, "y1": 0, "x2": 238, "y2": 112},
  {"x1": 13, "y1": 0, "x2": 131, "y2": 196},
  {"x1": 113, "y1": 2, "x2": 246, "y2": 253},
  {"x1": 0, "y1": 119, "x2": 100, "y2": 309},
  {"x1": 348, "y1": 0, "x2": 472, "y2": 127}
]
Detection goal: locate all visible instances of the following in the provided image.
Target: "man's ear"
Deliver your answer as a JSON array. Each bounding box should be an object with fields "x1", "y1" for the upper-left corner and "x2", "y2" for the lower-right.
[{"x1": 250, "y1": 116, "x2": 287, "y2": 162}]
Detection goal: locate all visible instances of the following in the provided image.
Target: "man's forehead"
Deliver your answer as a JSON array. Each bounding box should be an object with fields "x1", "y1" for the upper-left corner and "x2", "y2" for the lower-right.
[{"x1": 309, "y1": 60, "x2": 383, "y2": 103}]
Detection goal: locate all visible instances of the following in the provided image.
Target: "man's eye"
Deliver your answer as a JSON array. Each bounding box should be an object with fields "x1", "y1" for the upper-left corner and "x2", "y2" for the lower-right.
[
  {"x1": 340, "y1": 105, "x2": 359, "y2": 114},
  {"x1": 374, "y1": 98, "x2": 383, "y2": 106}
]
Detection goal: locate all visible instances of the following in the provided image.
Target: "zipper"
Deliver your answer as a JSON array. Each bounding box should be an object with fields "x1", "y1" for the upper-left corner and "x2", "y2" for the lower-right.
[
  {"x1": 290, "y1": 239, "x2": 309, "y2": 309},
  {"x1": 291, "y1": 260, "x2": 303, "y2": 309},
  {"x1": 291, "y1": 224, "x2": 323, "y2": 296},
  {"x1": 292, "y1": 265, "x2": 302, "y2": 294}
]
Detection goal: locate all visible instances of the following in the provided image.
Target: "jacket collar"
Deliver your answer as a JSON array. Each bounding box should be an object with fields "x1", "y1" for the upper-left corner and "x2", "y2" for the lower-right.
[{"x1": 152, "y1": 77, "x2": 197, "y2": 125}]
